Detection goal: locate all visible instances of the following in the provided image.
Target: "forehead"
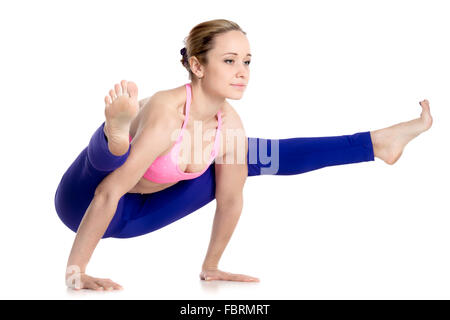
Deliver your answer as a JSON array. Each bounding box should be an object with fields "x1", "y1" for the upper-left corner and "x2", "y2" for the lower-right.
[{"x1": 212, "y1": 30, "x2": 251, "y2": 55}]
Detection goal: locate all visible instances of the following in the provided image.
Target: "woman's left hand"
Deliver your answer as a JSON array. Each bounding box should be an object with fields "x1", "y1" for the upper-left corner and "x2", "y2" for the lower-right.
[{"x1": 200, "y1": 268, "x2": 260, "y2": 282}]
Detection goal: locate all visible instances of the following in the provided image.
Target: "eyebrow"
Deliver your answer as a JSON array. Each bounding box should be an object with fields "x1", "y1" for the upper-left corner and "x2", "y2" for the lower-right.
[{"x1": 223, "y1": 52, "x2": 252, "y2": 57}]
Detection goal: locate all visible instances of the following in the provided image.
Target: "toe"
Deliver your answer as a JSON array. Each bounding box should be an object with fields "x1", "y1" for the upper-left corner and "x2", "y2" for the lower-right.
[
  {"x1": 121, "y1": 80, "x2": 129, "y2": 97},
  {"x1": 420, "y1": 100, "x2": 430, "y2": 112},
  {"x1": 109, "y1": 89, "x2": 116, "y2": 101},
  {"x1": 127, "y1": 81, "x2": 138, "y2": 99},
  {"x1": 104, "y1": 95, "x2": 111, "y2": 105},
  {"x1": 114, "y1": 83, "x2": 122, "y2": 96}
]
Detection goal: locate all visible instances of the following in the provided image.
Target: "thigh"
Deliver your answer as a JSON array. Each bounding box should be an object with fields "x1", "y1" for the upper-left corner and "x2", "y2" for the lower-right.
[
  {"x1": 54, "y1": 148, "x2": 125, "y2": 236},
  {"x1": 54, "y1": 122, "x2": 131, "y2": 236}
]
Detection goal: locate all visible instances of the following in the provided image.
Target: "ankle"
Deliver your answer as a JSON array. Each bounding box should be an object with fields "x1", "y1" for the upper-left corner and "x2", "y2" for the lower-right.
[
  {"x1": 370, "y1": 130, "x2": 383, "y2": 156},
  {"x1": 370, "y1": 129, "x2": 396, "y2": 164}
]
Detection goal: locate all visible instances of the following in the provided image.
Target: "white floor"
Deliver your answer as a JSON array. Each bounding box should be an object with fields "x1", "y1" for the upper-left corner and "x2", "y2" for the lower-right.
[
  {"x1": 3, "y1": 163, "x2": 450, "y2": 300},
  {"x1": 1, "y1": 0, "x2": 449, "y2": 300}
]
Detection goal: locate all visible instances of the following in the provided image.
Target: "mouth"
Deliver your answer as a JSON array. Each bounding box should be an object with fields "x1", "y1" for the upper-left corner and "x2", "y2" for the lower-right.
[{"x1": 231, "y1": 84, "x2": 246, "y2": 88}]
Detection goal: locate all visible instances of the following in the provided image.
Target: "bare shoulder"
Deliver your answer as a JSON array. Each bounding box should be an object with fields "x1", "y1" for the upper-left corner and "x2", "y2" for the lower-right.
[
  {"x1": 222, "y1": 101, "x2": 246, "y2": 132},
  {"x1": 216, "y1": 101, "x2": 247, "y2": 161},
  {"x1": 133, "y1": 88, "x2": 183, "y2": 141},
  {"x1": 147, "y1": 85, "x2": 186, "y2": 116}
]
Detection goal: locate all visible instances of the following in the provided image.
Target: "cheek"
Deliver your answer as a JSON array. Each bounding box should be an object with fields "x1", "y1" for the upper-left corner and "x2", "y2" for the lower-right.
[{"x1": 213, "y1": 65, "x2": 228, "y2": 78}]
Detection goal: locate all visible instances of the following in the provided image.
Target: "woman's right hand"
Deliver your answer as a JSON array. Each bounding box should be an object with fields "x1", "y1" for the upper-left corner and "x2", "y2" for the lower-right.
[{"x1": 65, "y1": 271, "x2": 123, "y2": 291}]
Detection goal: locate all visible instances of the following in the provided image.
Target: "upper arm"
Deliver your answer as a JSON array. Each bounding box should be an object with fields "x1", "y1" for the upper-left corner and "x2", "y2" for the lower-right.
[
  {"x1": 97, "y1": 98, "x2": 178, "y2": 199},
  {"x1": 214, "y1": 104, "x2": 248, "y2": 206}
]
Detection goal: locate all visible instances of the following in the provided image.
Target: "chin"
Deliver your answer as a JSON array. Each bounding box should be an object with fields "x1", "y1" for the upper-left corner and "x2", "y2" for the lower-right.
[
  {"x1": 227, "y1": 93, "x2": 244, "y2": 100},
  {"x1": 227, "y1": 89, "x2": 245, "y2": 99}
]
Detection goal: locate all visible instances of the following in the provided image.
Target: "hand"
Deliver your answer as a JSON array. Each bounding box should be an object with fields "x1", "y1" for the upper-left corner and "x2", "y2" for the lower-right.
[
  {"x1": 65, "y1": 271, "x2": 123, "y2": 291},
  {"x1": 200, "y1": 268, "x2": 260, "y2": 282}
]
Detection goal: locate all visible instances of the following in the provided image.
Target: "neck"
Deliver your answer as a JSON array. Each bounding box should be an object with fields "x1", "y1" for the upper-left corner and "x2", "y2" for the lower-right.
[{"x1": 188, "y1": 81, "x2": 224, "y2": 122}]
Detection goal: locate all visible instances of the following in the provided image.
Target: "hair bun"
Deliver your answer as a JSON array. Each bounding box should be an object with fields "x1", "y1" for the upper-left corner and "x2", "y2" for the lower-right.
[{"x1": 180, "y1": 47, "x2": 186, "y2": 56}]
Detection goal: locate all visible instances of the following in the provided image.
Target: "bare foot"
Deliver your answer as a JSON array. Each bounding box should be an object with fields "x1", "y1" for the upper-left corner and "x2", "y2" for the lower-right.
[
  {"x1": 370, "y1": 99, "x2": 433, "y2": 165},
  {"x1": 103, "y1": 80, "x2": 139, "y2": 156}
]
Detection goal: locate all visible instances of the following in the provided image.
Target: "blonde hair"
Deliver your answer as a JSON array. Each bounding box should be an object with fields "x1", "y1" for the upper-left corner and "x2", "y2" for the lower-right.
[{"x1": 180, "y1": 19, "x2": 247, "y2": 81}]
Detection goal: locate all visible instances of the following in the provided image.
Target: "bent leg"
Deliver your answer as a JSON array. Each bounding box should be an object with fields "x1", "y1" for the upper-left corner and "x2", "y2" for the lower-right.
[
  {"x1": 54, "y1": 121, "x2": 132, "y2": 238},
  {"x1": 111, "y1": 131, "x2": 374, "y2": 238}
]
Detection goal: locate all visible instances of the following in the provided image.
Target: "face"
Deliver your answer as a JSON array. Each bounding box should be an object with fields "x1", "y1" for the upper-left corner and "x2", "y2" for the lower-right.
[{"x1": 196, "y1": 30, "x2": 251, "y2": 100}]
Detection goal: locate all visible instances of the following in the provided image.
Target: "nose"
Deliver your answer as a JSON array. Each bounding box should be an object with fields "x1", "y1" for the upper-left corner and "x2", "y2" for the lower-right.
[{"x1": 236, "y1": 65, "x2": 248, "y2": 79}]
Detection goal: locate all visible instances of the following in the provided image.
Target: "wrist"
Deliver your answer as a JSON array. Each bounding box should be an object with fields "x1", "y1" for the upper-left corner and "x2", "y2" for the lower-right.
[
  {"x1": 66, "y1": 264, "x2": 85, "y2": 275},
  {"x1": 202, "y1": 263, "x2": 218, "y2": 271}
]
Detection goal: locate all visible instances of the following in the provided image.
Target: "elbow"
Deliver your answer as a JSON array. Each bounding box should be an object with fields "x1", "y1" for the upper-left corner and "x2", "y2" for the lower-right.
[
  {"x1": 94, "y1": 185, "x2": 122, "y2": 204},
  {"x1": 216, "y1": 193, "x2": 243, "y2": 210},
  {"x1": 89, "y1": 190, "x2": 121, "y2": 220}
]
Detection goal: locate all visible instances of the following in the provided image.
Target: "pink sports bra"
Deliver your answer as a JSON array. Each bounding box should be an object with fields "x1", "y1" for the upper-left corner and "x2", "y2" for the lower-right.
[{"x1": 129, "y1": 83, "x2": 222, "y2": 184}]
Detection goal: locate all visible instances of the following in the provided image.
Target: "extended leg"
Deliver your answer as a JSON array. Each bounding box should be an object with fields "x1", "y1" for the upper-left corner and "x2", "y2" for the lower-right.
[
  {"x1": 113, "y1": 131, "x2": 374, "y2": 238},
  {"x1": 114, "y1": 100, "x2": 433, "y2": 239},
  {"x1": 246, "y1": 131, "x2": 374, "y2": 176}
]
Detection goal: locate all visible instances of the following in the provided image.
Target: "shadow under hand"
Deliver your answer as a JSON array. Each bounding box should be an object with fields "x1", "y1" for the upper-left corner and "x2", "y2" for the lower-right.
[{"x1": 199, "y1": 279, "x2": 260, "y2": 294}]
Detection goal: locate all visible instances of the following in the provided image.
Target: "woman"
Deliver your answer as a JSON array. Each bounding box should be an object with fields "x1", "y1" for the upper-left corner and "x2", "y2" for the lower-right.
[{"x1": 55, "y1": 19, "x2": 433, "y2": 291}]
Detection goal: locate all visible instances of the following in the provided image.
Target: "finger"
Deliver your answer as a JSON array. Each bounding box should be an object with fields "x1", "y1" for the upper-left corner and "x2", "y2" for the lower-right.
[
  {"x1": 230, "y1": 273, "x2": 259, "y2": 282},
  {"x1": 87, "y1": 281, "x2": 103, "y2": 291},
  {"x1": 106, "y1": 279, "x2": 123, "y2": 290},
  {"x1": 248, "y1": 277, "x2": 260, "y2": 282},
  {"x1": 98, "y1": 282, "x2": 113, "y2": 291},
  {"x1": 237, "y1": 273, "x2": 260, "y2": 281},
  {"x1": 200, "y1": 272, "x2": 212, "y2": 281},
  {"x1": 97, "y1": 279, "x2": 115, "y2": 291},
  {"x1": 243, "y1": 275, "x2": 260, "y2": 282},
  {"x1": 100, "y1": 278, "x2": 123, "y2": 290},
  {"x1": 107, "y1": 280, "x2": 123, "y2": 290},
  {"x1": 230, "y1": 273, "x2": 246, "y2": 281},
  {"x1": 202, "y1": 275, "x2": 212, "y2": 281}
]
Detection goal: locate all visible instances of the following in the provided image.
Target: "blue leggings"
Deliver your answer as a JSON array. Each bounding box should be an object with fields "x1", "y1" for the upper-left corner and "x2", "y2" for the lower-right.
[{"x1": 54, "y1": 121, "x2": 374, "y2": 239}]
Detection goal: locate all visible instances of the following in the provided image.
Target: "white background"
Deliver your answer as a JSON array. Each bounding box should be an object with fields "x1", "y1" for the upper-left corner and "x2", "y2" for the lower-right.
[{"x1": 0, "y1": 0, "x2": 449, "y2": 299}]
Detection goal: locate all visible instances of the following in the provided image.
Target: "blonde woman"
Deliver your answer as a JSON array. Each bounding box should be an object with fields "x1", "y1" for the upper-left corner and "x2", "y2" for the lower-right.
[{"x1": 55, "y1": 19, "x2": 433, "y2": 291}]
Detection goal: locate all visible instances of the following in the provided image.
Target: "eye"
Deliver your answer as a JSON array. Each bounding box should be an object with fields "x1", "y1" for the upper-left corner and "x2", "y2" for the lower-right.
[{"x1": 224, "y1": 59, "x2": 251, "y2": 66}]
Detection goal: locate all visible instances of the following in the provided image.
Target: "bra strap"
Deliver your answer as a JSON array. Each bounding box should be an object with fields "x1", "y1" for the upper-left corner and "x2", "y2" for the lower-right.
[{"x1": 177, "y1": 83, "x2": 191, "y2": 142}]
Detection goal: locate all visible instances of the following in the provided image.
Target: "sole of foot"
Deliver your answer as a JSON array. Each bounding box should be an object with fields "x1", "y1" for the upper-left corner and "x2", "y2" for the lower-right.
[{"x1": 103, "y1": 80, "x2": 139, "y2": 156}]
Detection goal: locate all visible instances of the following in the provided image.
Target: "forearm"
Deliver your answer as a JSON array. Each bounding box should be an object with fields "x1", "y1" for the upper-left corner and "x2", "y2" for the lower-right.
[
  {"x1": 66, "y1": 194, "x2": 119, "y2": 274},
  {"x1": 202, "y1": 197, "x2": 243, "y2": 270}
]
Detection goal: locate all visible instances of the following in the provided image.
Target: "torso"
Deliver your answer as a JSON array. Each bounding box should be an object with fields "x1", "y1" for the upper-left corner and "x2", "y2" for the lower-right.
[{"x1": 127, "y1": 84, "x2": 231, "y2": 194}]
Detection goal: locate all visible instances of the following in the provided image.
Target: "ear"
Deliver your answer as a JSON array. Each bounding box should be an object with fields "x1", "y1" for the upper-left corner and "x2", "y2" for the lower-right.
[{"x1": 189, "y1": 56, "x2": 204, "y2": 78}]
